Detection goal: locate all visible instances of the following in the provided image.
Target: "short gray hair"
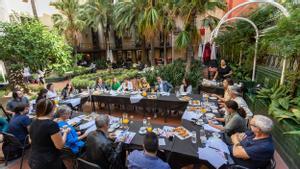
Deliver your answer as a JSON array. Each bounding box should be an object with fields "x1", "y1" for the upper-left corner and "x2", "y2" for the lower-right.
[
  {"x1": 253, "y1": 115, "x2": 273, "y2": 134},
  {"x1": 229, "y1": 85, "x2": 241, "y2": 96},
  {"x1": 95, "y1": 114, "x2": 109, "y2": 129},
  {"x1": 57, "y1": 105, "x2": 72, "y2": 117}
]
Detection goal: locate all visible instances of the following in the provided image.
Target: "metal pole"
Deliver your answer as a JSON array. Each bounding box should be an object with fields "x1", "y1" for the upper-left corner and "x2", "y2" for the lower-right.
[
  {"x1": 211, "y1": 17, "x2": 259, "y2": 81},
  {"x1": 252, "y1": 37, "x2": 259, "y2": 81},
  {"x1": 210, "y1": 0, "x2": 289, "y2": 85}
]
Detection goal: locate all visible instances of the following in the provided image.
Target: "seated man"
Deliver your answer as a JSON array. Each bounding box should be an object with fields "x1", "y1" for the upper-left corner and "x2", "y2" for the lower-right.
[
  {"x1": 230, "y1": 115, "x2": 274, "y2": 169},
  {"x1": 7, "y1": 103, "x2": 31, "y2": 144},
  {"x1": 156, "y1": 76, "x2": 173, "y2": 93},
  {"x1": 127, "y1": 132, "x2": 170, "y2": 169},
  {"x1": 6, "y1": 88, "x2": 29, "y2": 115},
  {"x1": 86, "y1": 114, "x2": 124, "y2": 169},
  {"x1": 118, "y1": 78, "x2": 133, "y2": 92},
  {"x1": 56, "y1": 105, "x2": 86, "y2": 154}
]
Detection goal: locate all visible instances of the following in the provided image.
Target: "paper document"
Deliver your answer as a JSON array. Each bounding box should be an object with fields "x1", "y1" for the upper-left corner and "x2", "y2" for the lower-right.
[
  {"x1": 182, "y1": 111, "x2": 202, "y2": 121},
  {"x1": 62, "y1": 98, "x2": 81, "y2": 107},
  {"x1": 84, "y1": 125, "x2": 97, "y2": 135},
  {"x1": 159, "y1": 138, "x2": 166, "y2": 146},
  {"x1": 109, "y1": 116, "x2": 120, "y2": 124},
  {"x1": 203, "y1": 124, "x2": 221, "y2": 133},
  {"x1": 79, "y1": 121, "x2": 95, "y2": 130},
  {"x1": 115, "y1": 130, "x2": 136, "y2": 144},
  {"x1": 67, "y1": 117, "x2": 82, "y2": 125},
  {"x1": 206, "y1": 138, "x2": 230, "y2": 154},
  {"x1": 130, "y1": 94, "x2": 143, "y2": 104},
  {"x1": 198, "y1": 147, "x2": 227, "y2": 169}
]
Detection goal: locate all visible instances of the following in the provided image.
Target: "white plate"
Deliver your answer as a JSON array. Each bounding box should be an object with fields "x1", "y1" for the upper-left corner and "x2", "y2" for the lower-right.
[
  {"x1": 139, "y1": 129, "x2": 147, "y2": 135},
  {"x1": 205, "y1": 113, "x2": 216, "y2": 119},
  {"x1": 173, "y1": 127, "x2": 192, "y2": 140},
  {"x1": 110, "y1": 123, "x2": 120, "y2": 129}
]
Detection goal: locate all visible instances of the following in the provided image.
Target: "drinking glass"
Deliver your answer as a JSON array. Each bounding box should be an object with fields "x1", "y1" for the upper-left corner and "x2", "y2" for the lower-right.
[
  {"x1": 199, "y1": 129, "x2": 207, "y2": 144},
  {"x1": 122, "y1": 113, "x2": 129, "y2": 129},
  {"x1": 146, "y1": 117, "x2": 152, "y2": 132},
  {"x1": 191, "y1": 131, "x2": 197, "y2": 143}
]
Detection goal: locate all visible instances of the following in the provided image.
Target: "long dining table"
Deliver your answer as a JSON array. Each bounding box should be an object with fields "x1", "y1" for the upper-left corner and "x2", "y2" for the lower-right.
[
  {"x1": 70, "y1": 94, "x2": 232, "y2": 169},
  {"x1": 91, "y1": 92, "x2": 199, "y2": 122}
]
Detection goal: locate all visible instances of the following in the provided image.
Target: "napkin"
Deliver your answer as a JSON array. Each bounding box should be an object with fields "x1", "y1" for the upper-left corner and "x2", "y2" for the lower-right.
[
  {"x1": 198, "y1": 147, "x2": 227, "y2": 169},
  {"x1": 203, "y1": 124, "x2": 221, "y2": 133},
  {"x1": 130, "y1": 94, "x2": 143, "y2": 104}
]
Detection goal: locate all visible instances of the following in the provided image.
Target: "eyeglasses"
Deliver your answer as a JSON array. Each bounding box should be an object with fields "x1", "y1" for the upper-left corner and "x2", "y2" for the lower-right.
[{"x1": 250, "y1": 123, "x2": 258, "y2": 128}]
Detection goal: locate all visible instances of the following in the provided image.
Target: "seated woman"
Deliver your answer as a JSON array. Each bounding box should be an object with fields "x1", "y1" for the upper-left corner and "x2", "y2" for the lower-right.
[
  {"x1": 36, "y1": 88, "x2": 48, "y2": 103},
  {"x1": 131, "y1": 76, "x2": 140, "y2": 91},
  {"x1": 179, "y1": 78, "x2": 192, "y2": 94},
  {"x1": 29, "y1": 99, "x2": 70, "y2": 169},
  {"x1": 7, "y1": 103, "x2": 31, "y2": 144},
  {"x1": 94, "y1": 77, "x2": 108, "y2": 91},
  {"x1": 213, "y1": 59, "x2": 232, "y2": 81},
  {"x1": 212, "y1": 78, "x2": 234, "y2": 103},
  {"x1": 230, "y1": 115, "x2": 274, "y2": 169},
  {"x1": 111, "y1": 77, "x2": 121, "y2": 91},
  {"x1": 61, "y1": 82, "x2": 78, "y2": 99},
  {"x1": 118, "y1": 78, "x2": 133, "y2": 91},
  {"x1": 139, "y1": 77, "x2": 150, "y2": 92},
  {"x1": 0, "y1": 117, "x2": 9, "y2": 132},
  {"x1": 56, "y1": 105, "x2": 86, "y2": 154},
  {"x1": 46, "y1": 83, "x2": 57, "y2": 99},
  {"x1": 209, "y1": 100, "x2": 247, "y2": 142}
]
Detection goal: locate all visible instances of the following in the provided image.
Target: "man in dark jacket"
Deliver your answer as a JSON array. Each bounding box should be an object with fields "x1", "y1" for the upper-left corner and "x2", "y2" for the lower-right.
[
  {"x1": 86, "y1": 114, "x2": 124, "y2": 169},
  {"x1": 156, "y1": 76, "x2": 173, "y2": 93}
]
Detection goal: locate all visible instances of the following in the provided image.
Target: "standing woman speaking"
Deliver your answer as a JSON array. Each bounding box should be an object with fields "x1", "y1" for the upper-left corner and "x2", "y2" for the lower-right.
[{"x1": 29, "y1": 99, "x2": 70, "y2": 169}]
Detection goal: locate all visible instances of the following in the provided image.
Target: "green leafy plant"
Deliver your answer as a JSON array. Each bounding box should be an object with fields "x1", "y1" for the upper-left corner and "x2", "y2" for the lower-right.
[
  {"x1": 257, "y1": 82, "x2": 300, "y2": 124},
  {"x1": 0, "y1": 20, "x2": 73, "y2": 92},
  {"x1": 71, "y1": 69, "x2": 138, "y2": 89},
  {"x1": 142, "y1": 59, "x2": 202, "y2": 87}
]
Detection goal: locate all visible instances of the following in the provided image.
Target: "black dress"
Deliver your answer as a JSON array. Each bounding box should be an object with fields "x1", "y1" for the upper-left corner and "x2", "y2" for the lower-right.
[
  {"x1": 218, "y1": 66, "x2": 232, "y2": 80},
  {"x1": 29, "y1": 119, "x2": 66, "y2": 169}
]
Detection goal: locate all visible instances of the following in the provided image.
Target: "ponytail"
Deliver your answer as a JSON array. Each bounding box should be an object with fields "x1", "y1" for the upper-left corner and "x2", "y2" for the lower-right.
[
  {"x1": 225, "y1": 100, "x2": 246, "y2": 118},
  {"x1": 237, "y1": 107, "x2": 247, "y2": 118}
]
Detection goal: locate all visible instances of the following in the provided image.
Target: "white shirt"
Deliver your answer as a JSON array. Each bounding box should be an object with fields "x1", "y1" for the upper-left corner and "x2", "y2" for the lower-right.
[
  {"x1": 47, "y1": 90, "x2": 57, "y2": 99},
  {"x1": 179, "y1": 85, "x2": 192, "y2": 94},
  {"x1": 159, "y1": 82, "x2": 164, "y2": 92},
  {"x1": 119, "y1": 81, "x2": 133, "y2": 91},
  {"x1": 233, "y1": 96, "x2": 253, "y2": 118}
]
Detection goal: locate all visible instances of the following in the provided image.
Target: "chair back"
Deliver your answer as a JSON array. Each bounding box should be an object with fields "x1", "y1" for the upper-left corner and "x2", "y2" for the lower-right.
[
  {"x1": 77, "y1": 158, "x2": 102, "y2": 169},
  {"x1": 0, "y1": 104, "x2": 11, "y2": 122},
  {"x1": 2, "y1": 132, "x2": 23, "y2": 148},
  {"x1": 266, "y1": 157, "x2": 276, "y2": 169}
]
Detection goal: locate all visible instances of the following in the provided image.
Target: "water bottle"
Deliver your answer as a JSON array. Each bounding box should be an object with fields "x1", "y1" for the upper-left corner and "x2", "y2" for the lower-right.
[
  {"x1": 143, "y1": 118, "x2": 147, "y2": 127},
  {"x1": 191, "y1": 131, "x2": 197, "y2": 143},
  {"x1": 199, "y1": 129, "x2": 207, "y2": 144}
]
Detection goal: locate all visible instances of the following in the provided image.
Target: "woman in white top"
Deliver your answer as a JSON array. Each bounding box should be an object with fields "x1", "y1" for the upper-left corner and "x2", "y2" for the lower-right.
[
  {"x1": 179, "y1": 78, "x2": 192, "y2": 94},
  {"x1": 212, "y1": 78, "x2": 234, "y2": 102},
  {"x1": 46, "y1": 83, "x2": 57, "y2": 99},
  {"x1": 118, "y1": 78, "x2": 133, "y2": 91}
]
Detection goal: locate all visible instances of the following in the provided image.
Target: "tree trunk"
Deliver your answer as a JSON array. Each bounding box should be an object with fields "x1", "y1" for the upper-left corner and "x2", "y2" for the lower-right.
[
  {"x1": 141, "y1": 36, "x2": 148, "y2": 64},
  {"x1": 163, "y1": 32, "x2": 167, "y2": 65},
  {"x1": 30, "y1": 0, "x2": 38, "y2": 19},
  {"x1": 149, "y1": 40, "x2": 155, "y2": 66},
  {"x1": 6, "y1": 65, "x2": 29, "y2": 93},
  {"x1": 185, "y1": 45, "x2": 193, "y2": 77}
]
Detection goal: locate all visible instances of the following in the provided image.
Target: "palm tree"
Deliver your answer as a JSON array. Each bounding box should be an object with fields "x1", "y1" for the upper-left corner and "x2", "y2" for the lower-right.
[
  {"x1": 157, "y1": 0, "x2": 177, "y2": 65},
  {"x1": 114, "y1": 0, "x2": 161, "y2": 66},
  {"x1": 50, "y1": 0, "x2": 85, "y2": 50},
  {"x1": 175, "y1": 0, "x2": 227, "y2": 76},
  {"x1": 82, "y1": 0, "x2": 112, "y2": 54}
]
